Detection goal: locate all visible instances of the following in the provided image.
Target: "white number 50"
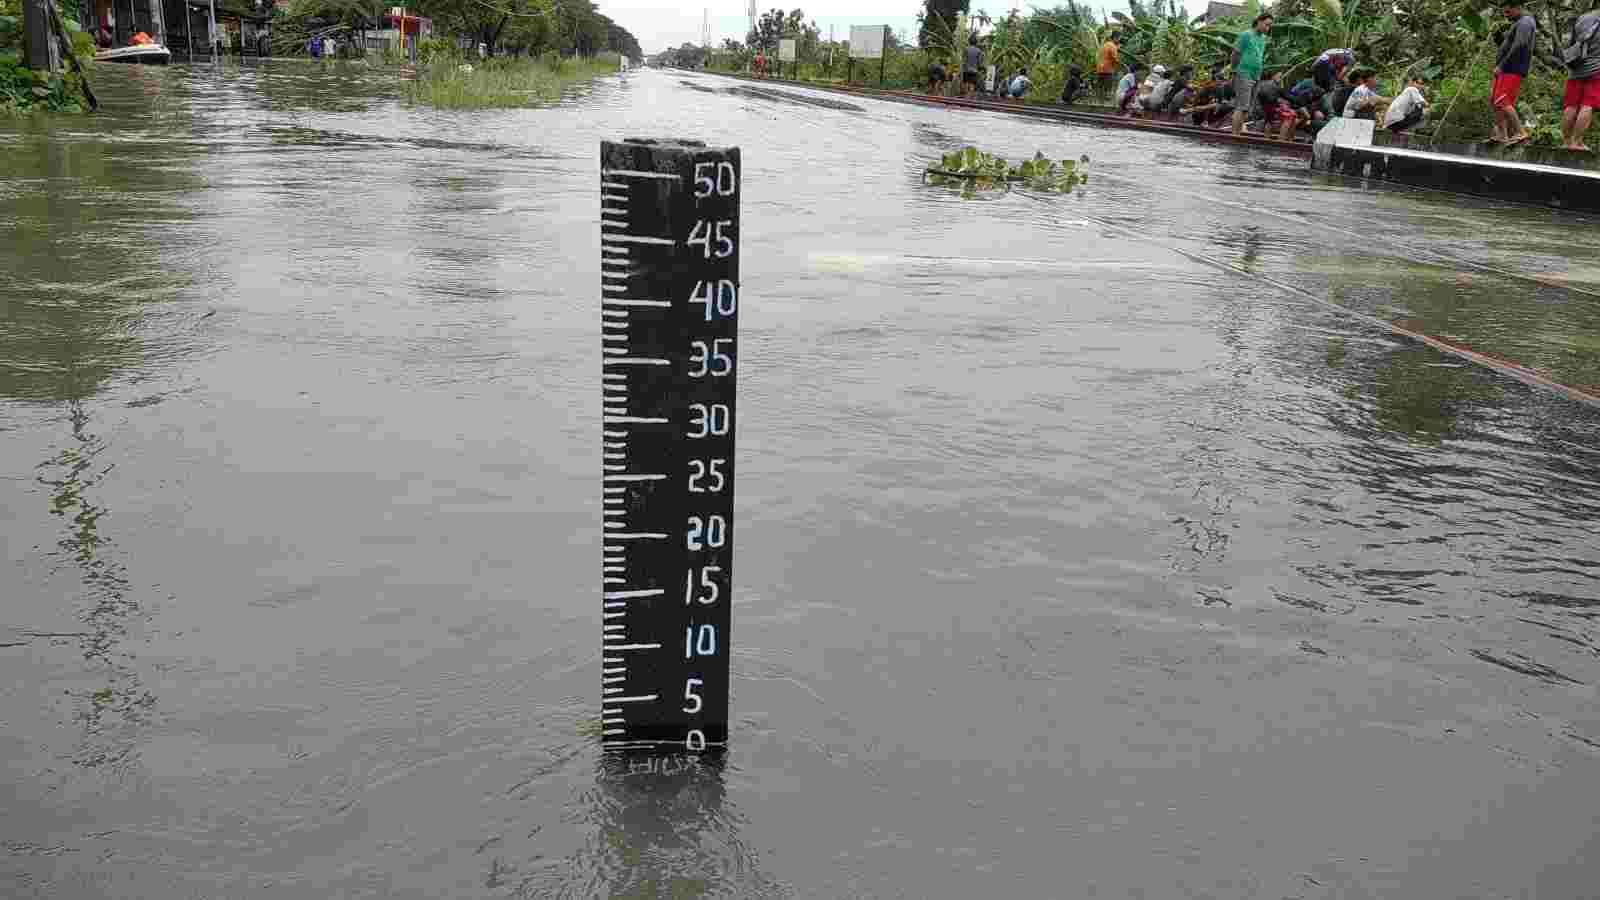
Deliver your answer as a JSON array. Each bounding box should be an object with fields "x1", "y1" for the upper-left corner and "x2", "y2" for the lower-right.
[{"x1": 693, "y1": 162, "x2": 737, "y2": 198}]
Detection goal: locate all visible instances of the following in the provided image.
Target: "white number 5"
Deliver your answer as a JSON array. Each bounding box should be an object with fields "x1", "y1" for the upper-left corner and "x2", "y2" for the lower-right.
[{"x1": 683, "y1": 678, "x2": 704, "y2": 713}]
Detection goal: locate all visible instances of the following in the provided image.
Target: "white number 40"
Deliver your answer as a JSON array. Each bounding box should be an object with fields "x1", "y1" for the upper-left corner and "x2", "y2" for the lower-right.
[
  {"x1": 693, "y1": 162, "x2": 737, "y2": 198},
  {"x1": 689, "y1": 279, "x2": 737, "y2": 321},
  {"x1": 687, "y1": 219, "x2": 734, "y2": 259}
]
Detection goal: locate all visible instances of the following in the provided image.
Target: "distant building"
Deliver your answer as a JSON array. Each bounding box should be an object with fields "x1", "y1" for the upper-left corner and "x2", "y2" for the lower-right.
[{"x1": 1200, "y1": 1, "x2": 1247, "y2": 23}]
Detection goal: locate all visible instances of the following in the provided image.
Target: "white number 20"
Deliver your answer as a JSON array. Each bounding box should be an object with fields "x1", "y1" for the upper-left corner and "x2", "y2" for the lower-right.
[{"x1": 687, "y1": 515, "x2": 726, "y2": 550}]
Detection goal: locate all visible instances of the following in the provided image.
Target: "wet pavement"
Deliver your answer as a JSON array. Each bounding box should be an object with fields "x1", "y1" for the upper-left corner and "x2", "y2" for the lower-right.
[{"x1": 2, "y1": 62, "x2": 1598, "y2": 898}]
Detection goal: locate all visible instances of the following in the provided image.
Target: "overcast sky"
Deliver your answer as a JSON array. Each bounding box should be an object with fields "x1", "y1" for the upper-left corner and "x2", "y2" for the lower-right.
[{"x1": 599, "y1": 1, "x2": 1176, "y2": 55}]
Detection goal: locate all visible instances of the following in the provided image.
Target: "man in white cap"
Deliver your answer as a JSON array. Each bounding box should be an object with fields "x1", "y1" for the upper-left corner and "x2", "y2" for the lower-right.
[{"x1": 1139, "y1": 64, "x2": 1174, "y2": 113}]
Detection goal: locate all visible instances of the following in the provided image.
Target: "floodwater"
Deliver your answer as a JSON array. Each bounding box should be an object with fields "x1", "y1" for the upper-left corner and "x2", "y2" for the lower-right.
[{"x1": 3, "y1": 62, "x2": 1598, "y2": 899}]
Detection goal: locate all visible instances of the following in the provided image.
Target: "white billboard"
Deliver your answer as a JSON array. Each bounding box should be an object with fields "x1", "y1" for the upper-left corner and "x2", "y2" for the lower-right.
[
  {"x1": 848, "y1": 25, "x2": 885, "y2": 60},
  {"x1": 778, "y1": 38, "x2": 796, "y2": 62}
]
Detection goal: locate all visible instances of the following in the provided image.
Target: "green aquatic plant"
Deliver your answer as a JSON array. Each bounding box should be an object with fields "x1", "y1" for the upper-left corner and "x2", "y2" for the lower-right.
[{"x1": 925, "y1": 147, "x2": 1091, "y2": 194}]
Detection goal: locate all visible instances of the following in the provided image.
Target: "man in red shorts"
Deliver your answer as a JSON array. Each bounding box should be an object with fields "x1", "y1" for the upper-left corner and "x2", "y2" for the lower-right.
[
  {"x1": 1561, "y1": 10, "x2": 1600, "y2": 150},
  {"x1": 1490, "y1": 3, "x2": 1537, "y2": 144}
]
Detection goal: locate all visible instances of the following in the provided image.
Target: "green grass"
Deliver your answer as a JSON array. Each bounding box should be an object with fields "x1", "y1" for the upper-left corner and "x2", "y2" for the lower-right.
[{"x1": 403, "y1": 53, "x2": 620, "y2": 109}]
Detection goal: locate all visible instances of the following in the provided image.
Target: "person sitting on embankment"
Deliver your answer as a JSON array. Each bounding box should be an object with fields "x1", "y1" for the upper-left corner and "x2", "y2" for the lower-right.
[
  {"x1": 1117, "y1": 63, "x2": 1144, "y2": 114},
  {"x1": 1342, "y1": 68, "x2": 1383, "y2": 120},
  {"x1": 1181, "y1": 66, "x2": 1233, "y2": 127},
  {"x1": 1383, "y1": 74, "x2": 1431, "y2": 134}
]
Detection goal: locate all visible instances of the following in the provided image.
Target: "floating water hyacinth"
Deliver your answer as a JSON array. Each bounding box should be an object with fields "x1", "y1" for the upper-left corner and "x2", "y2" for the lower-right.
[{"x1": 925, "y1": 148, "x2": 1091, "y2": 196}]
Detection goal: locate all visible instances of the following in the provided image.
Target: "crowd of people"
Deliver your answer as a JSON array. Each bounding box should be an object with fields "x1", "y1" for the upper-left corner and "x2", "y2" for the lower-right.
[
  {"x1": 926, "y1": 4, "x2": 1600, "y2": 152},
  {"x1": 1095, "y1": 16, "x2": 1431, "y2": 143}
]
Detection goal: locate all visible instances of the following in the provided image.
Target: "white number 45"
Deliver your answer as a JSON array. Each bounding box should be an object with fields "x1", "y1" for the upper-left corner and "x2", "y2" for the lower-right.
[{"x1": 687, "y1": 219, "x2": 734, "y2": 259}]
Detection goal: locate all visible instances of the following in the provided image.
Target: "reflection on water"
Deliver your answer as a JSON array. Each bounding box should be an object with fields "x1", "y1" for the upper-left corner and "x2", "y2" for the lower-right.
[
  {"x1": 517, "y1": 756, "x2": 786, "y2": 899},
  {"x1": 33, "y1": 401, "x2": 155, "y2": 771},
  {"x1": 1370, "y1": 348, "x2": 1504, "y2": 444}
]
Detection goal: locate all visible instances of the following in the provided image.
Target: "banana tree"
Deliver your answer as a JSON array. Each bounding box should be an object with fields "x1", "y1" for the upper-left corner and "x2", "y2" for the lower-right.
[
  {"x1": 1025, "y1": 1, "x2": 1101, "y2": 73},
  {"x1": 1268, "y1": 0, "x2": 1409, "y2": 80}
]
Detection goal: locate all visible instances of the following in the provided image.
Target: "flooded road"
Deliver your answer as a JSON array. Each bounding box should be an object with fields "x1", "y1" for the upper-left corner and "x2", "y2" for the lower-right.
[{"x1": 2, "y1": 62, "x2": 1598, "y2": 898}]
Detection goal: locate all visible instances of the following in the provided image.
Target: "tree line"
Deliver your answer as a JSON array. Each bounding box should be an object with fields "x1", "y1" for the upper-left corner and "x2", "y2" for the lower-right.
[{"x1": 276, "y1": 0, "x2": 642, "y2": 60}]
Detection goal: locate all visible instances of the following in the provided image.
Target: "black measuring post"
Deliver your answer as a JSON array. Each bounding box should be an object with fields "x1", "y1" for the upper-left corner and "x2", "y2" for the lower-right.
[{"x1": 599, "y1": 138, "x2": 740, "y2": 753}]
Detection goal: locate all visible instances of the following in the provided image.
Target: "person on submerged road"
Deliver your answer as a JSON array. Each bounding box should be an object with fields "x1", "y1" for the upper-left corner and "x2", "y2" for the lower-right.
[
  {"x1": 927, "y1": 61, "x2": 948, "y2": 95},
  {"x1": 1491, "y1": 3, "x2": 1537, "y2": 145},
  {"x1": 1560, "y1": 8, "x2": 1600, "y2": 150},
  {"x1": 962, "y1": 35, "x2": 983, "y2": 98},
  {"x1": 1232, "y1": 12, "x2": 1274, "y2": 136}
]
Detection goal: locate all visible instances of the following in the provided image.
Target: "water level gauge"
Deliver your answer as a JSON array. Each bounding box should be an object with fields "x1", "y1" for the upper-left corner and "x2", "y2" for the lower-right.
[{"x1": 598, "y1": 138, "x2": 740, "y2": 752}]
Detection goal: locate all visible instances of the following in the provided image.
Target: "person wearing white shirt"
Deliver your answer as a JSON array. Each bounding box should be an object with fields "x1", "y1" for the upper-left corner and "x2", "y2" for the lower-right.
[
  {"x1": 1343, "y1": 69, "x2": 1381, "y2": 119},
  {"x1": 1383, "y1": 75, "x2": 1431, "y2": 133}
]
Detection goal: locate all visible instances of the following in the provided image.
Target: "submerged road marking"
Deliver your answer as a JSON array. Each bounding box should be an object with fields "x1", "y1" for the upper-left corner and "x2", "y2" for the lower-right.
[{"x1": 1012, "y1": 187, "x2": 1600, "y2": 408}]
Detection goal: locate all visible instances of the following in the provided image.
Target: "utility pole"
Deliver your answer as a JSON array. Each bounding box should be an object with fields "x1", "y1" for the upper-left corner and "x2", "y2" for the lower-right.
[{"x1": 23, "y1": 0, "x2": 62, "y2": 72}]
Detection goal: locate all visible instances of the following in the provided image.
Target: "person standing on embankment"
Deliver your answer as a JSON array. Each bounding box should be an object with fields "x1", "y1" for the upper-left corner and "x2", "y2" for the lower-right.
[
  {"x1": 1490, "y1": 2, "x2": 1537, "y2": 145},
  {"x1": 1561, "y1": 8, "x2": 1600, "y2": 150},
  {"x1": 962, "y1": 35, "x2": 983, "y2": 98},
  {"x1": 1096, "y1": 33, "x2": 1120, "y2": 100},
  {"x1": 1232, "y1": 12, "x2": 1273, "y2": 136}
]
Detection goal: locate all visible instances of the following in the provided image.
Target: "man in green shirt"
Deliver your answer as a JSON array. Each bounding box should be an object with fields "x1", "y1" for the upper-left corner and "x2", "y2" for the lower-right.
[{"x1": 1232, "y1": 12, "x2": 1274, "y2": 136}]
